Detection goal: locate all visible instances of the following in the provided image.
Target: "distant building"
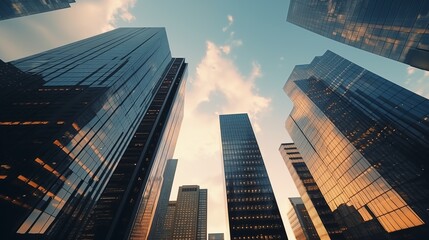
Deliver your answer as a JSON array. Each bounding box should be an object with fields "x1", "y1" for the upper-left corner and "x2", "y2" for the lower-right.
[
  {"x1": 0, "y1": 28, "x2": 187, "y2": 239},
  {"x1": 284, "y1": 50, "x2": 429, "y2": 239},
  {"x1": 288, "y1": 197, "x2": 319, "y2": 240},
  {"x1": 287, "y1": 0, "x2": 429, "y2": 70},
  {"x1": 148, "y1": 159, "x2": 178, "y2": 240},
  {"x1": 219, "y1": 113, "x2": 288, "y2": 240},
  {"x1": 161, "y1": 201, "x2": 177, "y2": 240},
  {"x1": 0, "y1": 0, "x2": 75, "y2": 20},
  {"x1": 280, "y1": 143, "x2": 344, "y2": 240},
  {"x1": 208, "y1": 233, "x2": 225, "y2": 240},
  {"x1": 172, "y1": 185, "x2": 207, "y2": 240}
]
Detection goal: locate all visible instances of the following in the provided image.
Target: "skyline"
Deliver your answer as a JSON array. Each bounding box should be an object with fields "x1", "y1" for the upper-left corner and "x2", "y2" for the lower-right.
[{"x1": 1, "y1": 1, "x2": 429, "y2": 239}]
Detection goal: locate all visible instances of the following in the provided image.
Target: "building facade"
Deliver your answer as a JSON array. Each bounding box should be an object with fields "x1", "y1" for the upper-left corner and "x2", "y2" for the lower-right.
[
  {"x1": 287, "y1": 0, "x2": 429, "y2": 70},
  {"x1": 208, "y1": 233, "x2": 225, "y2": 240},
  {"x1": 0, "y1": 0, "x2": 75, "y2": 20},
  {"x1": 280, "y1": 143, "x2": 344, "y2": 240},
  {"x1": 284, "y1": 50, "x2": 429, "y2": 239},
  {"x1": 172, "y1": 185, "x2": 207, "y2": 240},
  {"x1": 0, "y1": 28, "x2": 187, "y2": 239},
  {"x1": 148, "y1": 159, "x2": 178, "y2": 240},
  {"x1": 287, "y1": 197, "x2": 319, "y2": 240},
  {"x1": 219, "y1": 113, "x2": 288, "y2": 240}
]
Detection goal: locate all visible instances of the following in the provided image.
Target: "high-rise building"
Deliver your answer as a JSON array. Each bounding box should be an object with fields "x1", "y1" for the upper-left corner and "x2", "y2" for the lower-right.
[
  {"x1": 287, "y1": 197, "x2": 319, "y2": 240},
  {"x1": 208, "y1": 233, "x2": 225, "y2": 240},
  {"x1": 287, "y1": 0, "x2": 429, "y2": 70},
  {"x1": 284, "y1": 50, "x2": 429, "y2": 239},
  {"x1": 219, "y1": 113, "x2": 288, "y2": 240},
  {"x1": 280, "y1": 143, "x2": 344, "y2": 240},
  {"x1": 0, "y1": 28, "x2": 187, "y2": 239},
  {"x1": 172, "y1": 185, "x2": 208, "y2": 240},
  {"x1": 162, "y1": 201, "x2": 177, "y2": 239},
  {"x1": 148, "y1": 159, "x2": 178, "y2": 240},
  {"x1": 0, "y1": 0, "x2": 75, "y2": 20}
]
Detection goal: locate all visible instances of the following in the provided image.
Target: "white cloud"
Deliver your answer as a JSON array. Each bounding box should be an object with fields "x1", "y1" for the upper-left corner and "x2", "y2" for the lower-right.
[
  {"x1": 222, "y1": 14, "x2": 234, "y2": 32},
  {"x1": 404, "y1": 68, "x2": 429, "y2": 99},
  {"x1": 173, "y1": 41, "x2": 271, "y2": 233},
  {"x1": 407, "y1": 66, "x2": 417, "y2": 75},
  {"x1": 227, "y1": 15, "x2": 234, "y2": 24},
  {"x1": 220, "y1": 45, "x2": 231, "y2": 54},
  {"x1": 0, "y1": 0, "x2": 136, "y2": 61}
]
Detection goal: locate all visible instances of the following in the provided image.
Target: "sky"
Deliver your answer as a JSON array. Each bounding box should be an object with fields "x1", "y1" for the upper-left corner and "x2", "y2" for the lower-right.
[{"x1": 1, "y1": 1, "x2": 428, "y2": 239}]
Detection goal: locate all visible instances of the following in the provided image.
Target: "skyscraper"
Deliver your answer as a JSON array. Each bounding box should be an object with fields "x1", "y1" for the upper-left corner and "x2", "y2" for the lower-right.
[
  {"x1": 219, "y1": 113, "x2": 288, "y2": 240},
  {"x1": 284, "y1": 50, "x2": 429, "y2": 239},
  {"x1": 287, "y1": 197, "x2": 319, "y2": 240},
  {"x1": 0, "y1": 28, "x2": 187, "y2": 239},
  {"x1": 208, "y1": 233, "x2": 225, "y2": 240},
  {"x1": 287, "y1": 0, "x2": 429, "y2": 70},
  {"x1": 280, "y1": 143, "x2": 344, "y2": 240},
  {"x1": 0, "y1": 0, "x2": 75, "y2": 20},
  {"x1": 172, "y1": 185, "x2": 207, "y2": 240},
  {"x1": 148, "y1": 159, "x2": 178, "y2": 240}
]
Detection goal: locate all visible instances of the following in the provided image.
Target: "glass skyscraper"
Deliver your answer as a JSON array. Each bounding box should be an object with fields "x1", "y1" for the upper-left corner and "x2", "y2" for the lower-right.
[
  {"x1": 287, "y1": 197, "x2": 319, "y2": 240},
  {"x1": 148, "y1": 159, "x2": 178, "y2": 240},
  {"x1": 0, "y1": 28, "x2": 187, "y2": 239},
  {"x1": 287, "y1": 0, "x2": 429, "y2": 70},
  {"x1": 280, "y1": 143, "x2": 344, "y2": 240},
  {"x1": 0, "y1": 0, "x2": 75, "y2": 20},
  {"x1": 284, "y1": 50, "x2": 429, "y2": 239},
  {"x1": 219, "y1": 113, "x2": 288, "y2": 240}
]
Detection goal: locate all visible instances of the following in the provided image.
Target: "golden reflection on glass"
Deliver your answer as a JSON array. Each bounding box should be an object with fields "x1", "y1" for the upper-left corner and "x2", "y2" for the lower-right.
[{"x1": 286, "y1": 81, "x2": 425, "y2": 234}]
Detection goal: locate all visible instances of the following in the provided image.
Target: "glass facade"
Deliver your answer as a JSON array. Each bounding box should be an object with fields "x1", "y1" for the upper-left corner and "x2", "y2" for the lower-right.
[
  {"x1": 208, "y1": 233, "x2": 225, "y2": 240},
  {"x1": 219, "y1": 113, "x2": 288, "y2": 240},
  {"x1": 171, "y1": 185, "x2": 208, "y2": 240},
  {"x1": 148, "y1": 159, "x2": 178, "y2": 240},
  {"x1": 287, "y1": 0, "x2": 429, "y2": 70},
  {"x1": 0, "y1": 28, "x2": 187, "y2": 239},
  {"x1": 284, "y1": 50, "x2": 429, "y2": 239},
  {"x1": 0, "y1": 0, "x2": 75, "y2": 20},
  {"x1": 280, "y1": 143, "x2": 344, "y2": 240},
  {"x1": 287, "y1": 197, "x2": 319, "y2": 240}
]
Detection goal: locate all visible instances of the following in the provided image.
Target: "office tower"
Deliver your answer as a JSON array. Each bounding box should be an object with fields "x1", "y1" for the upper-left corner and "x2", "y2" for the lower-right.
[
  {"x1": 0, "y1": 0, "x2": 75, "y2": 20},
  {"x1": 280, "y1": 143, "x2": 344, "y2": 240},
  {"x1": 288, "y1": 197, "x2": 319, "y2": 240},
  {"x1": 172, "y1": 185, "x2": 208, "y2": 240},
  {"x1": 148, "y1": 159, "x2": 178, "y2": 240},
  {"x1": 287, "y1": 0, "x2": 429, "y2": 70},
  {"x1": 208, "y1": 233, "x2": 225, "y2": 240},
  {"x1": 284, "y1": 50, "x2": 429, "y2": 239},
  {"x1": 219, "y1": 113, "x2": 288, "y2": 240},
  {"x1": 162, "y1": 201, "x2": 177, "y2": 239},
  {"x1": 0, "y1": 28, "x2": 187, "y2": 240}
]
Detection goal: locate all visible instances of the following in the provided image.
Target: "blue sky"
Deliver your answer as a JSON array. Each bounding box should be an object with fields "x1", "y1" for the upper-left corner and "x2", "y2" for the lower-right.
[{"x1": 1, "y1": 0, "x2": 428, "y2": 239}]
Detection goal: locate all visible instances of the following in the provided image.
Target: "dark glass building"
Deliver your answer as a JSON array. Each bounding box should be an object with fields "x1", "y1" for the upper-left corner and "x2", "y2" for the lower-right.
[
  {"x1": 284, "y1": 50, "x2": 429, "y2": 239},
  {"x1": 280, "y1": 143, "x2": 344, "y2": 240},
  {"x1": 148, "y1": 159, "x2": 178, "y2": 240},
  {"x1": 287, "y1": 0, "x2": 429, "y2": 70},
  {"x1": 287, "y1": 197, "x2": 319, "y2": 240},
  {"x1": 0, "y1": 0, "x2": 75, "y2": 20},
  {"x1": 0, "y1": 28, "x2": 187, "y2": 239},
  {"x1": 219, "y1": 113, "x2": 288, "y2": 240}
]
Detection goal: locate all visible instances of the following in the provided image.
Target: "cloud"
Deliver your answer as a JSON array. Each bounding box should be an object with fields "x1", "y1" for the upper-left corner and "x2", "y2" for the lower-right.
[
  {"x1": 0, "y1": 0, "x2": 136, "y2": 61},
  {"x1": 173, "y1": 41, "x2": 271, "y2": 233},
  {"x1": 222, "y1": 14, "x2": 234, "y2": 32},
  {"x1": 407, "y1": 66, "x2": 417, "y2": 75},
  {"x1": 218, "y1": 16, "x2": 242, "y2": 56},
  {"x1": 404, "y1": 67, "x2": 429, "y2": 99}
]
